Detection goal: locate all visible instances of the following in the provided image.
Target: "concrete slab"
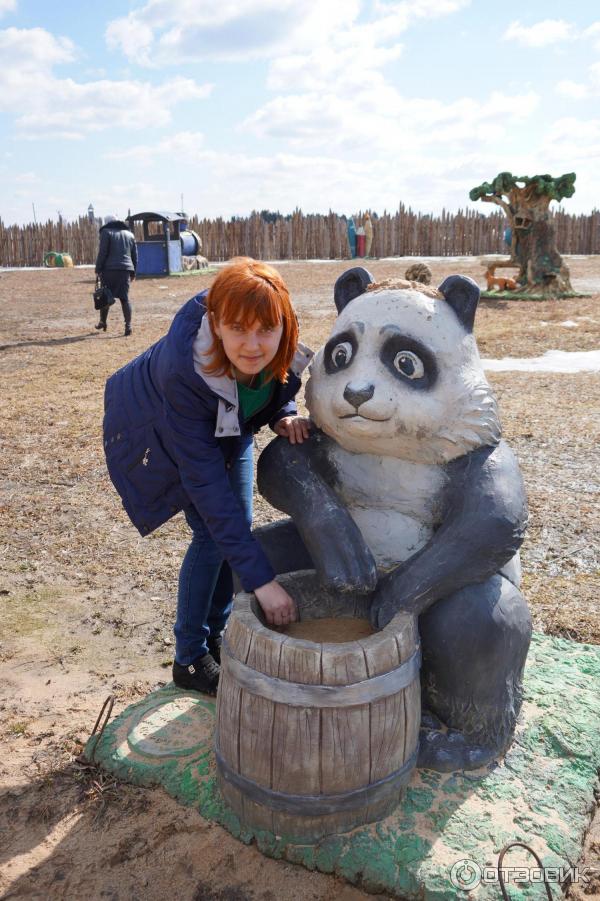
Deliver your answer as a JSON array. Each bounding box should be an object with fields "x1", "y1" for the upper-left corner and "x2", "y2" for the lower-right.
[{"x1": 88, "y1": 633, "x2": 600, "y2": 899}]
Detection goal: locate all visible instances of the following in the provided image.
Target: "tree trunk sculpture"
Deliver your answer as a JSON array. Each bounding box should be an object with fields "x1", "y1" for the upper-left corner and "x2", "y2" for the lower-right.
[{"x1": 470, "y1": 172, "x2": 576, "y2": 296}]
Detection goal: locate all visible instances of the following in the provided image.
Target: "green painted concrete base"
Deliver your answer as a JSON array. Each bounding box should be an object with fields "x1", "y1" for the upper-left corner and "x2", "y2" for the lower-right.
[{"x1": 89, "y1": 633, "x2": 600, "y2": 899}]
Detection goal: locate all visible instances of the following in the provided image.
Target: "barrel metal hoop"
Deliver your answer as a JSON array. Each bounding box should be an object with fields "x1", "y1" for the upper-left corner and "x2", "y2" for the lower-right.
[
  {"x1": 216, "y1": 749, "x2": 418, "y2": 815},
  {"x1": 222, "y1": 641, "x2": 421, "y2": 708}
]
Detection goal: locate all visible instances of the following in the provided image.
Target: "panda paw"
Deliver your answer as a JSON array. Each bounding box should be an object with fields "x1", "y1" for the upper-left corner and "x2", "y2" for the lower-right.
[
  {"x1": 370, "y1": 586, "x2": 415, "y2": 628},
  {"x1": 310, "y1": 514, "x2": 378, "y2": 595},
  {"x1": 317, "y1": 557, "x2": 378, "y2": 595}
]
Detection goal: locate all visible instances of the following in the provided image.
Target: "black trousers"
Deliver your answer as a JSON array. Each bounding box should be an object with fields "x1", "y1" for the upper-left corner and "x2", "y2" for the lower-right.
[{"x1": 99, "y1": 269, "x2": 133, "y2": 326}]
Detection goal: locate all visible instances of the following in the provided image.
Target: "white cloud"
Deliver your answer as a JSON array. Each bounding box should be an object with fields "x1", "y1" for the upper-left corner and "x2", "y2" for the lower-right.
[
  {"x1": 541, "y1": 118, "x2": 600, "y2": 201},
  {"x1": 503, "y1": 19, "x2": 575, "y2": 48},
  {"x1": 547, "y1": 116, "x2": 600, "y2": 146},
  {"x1": 556, "y1": 80, "x2": 589, "y2": 99},
  {"x1": 556, "y1": 60, "x2": 600, "y2": 100},
  {"x1": 242, "y1": 87, "x2": 538, "y2": 156},
  {"x1": 13, "y1": 171, "x2": 40, "y2": 184},
  {"x1": 590, "y1": 61, "x2": 600, "y2": 86},
  {"x1": 0, "y1": 0, "x2": 16, "y2": 17},
  {"x1": 583, "y1": 21, "x2": 600, "y2": 51},
  {"x1": 0, "y1": 27, "x2": 212, "y2": 138},
  {"x1": 106, "y1": 0, "x2": 357, "y2": 65},
  {"x1": 267, "y1": 42, "x2": 402, "y2": 95},
  {"x1": 13, "y1": 77, "x2": 211, "y2": 136},
  {"x1": 0, "y1": 26, "x2": 75, "y2": 68},
  {"x1": 267, "y1": 0, "x2": 470, "y2": 97},
  {"x1": 364, "y1": 0, "x2": 469, "y2": 43},
  {"x1": 94, "y1": 135, "x2": 485, "y2": 219},
  {"x1": 222, "y1": 79, "x2": 541, "y2": 220},
  {"x1": 106, "y1": 131, "x2": 205, "y2": 163}
]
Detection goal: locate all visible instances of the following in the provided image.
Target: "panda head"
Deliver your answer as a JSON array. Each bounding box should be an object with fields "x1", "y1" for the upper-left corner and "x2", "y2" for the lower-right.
[{"x1": 305, "y1": 267, "x2": 501, "y2": 464}]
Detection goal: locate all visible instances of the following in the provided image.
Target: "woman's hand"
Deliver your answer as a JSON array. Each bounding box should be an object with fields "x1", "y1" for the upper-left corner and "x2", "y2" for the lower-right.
[
  {"x1": 273, "y1": 415, "x2": 311, "y2": 444},
  {"x1": 254, "y1": 580, "x2": 298, "y2": 626}
]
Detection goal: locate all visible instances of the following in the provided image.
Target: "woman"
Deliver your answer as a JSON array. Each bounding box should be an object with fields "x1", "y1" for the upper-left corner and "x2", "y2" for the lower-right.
[
  {"x1": 103, "y1": 258, "x2": 312, "y2": 695},
  {"x1": 94, "y1": 217, "x2": 137, "y2": 336}
]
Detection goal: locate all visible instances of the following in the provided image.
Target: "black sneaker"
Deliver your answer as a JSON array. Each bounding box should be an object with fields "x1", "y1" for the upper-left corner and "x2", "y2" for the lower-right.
[
  {"x1": 172, "y1": 653, "x2": 220, "y2": 696},
  {"x1": 207, "y1": 634, "x2": 223, "y2": 665}
]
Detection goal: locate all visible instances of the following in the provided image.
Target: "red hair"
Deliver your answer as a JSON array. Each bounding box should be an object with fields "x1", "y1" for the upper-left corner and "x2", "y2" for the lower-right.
[{"x1": 204, "y1": 257, "x2": 298, "y2": 383}]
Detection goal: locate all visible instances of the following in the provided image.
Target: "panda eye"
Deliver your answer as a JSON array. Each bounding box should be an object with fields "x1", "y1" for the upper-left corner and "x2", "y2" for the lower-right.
[
  {"x1": 330, "y1": 341, "x2": 353, "y2": 369},
  {"x1": 393, "y1": 351, "x2": 424, "y2": 379}
]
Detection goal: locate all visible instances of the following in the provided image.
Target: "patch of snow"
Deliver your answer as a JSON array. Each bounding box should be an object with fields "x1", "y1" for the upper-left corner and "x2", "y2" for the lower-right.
[
  {"x1": 560, "y1": 320, "x2": 578, "y2": 328},
  {"x1": 483, "y1": 349, "x2": 600, "y2": 373}
]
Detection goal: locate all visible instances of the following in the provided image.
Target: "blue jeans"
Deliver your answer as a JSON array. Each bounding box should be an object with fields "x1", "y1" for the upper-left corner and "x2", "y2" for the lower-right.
[{"x1": 174, "y1": 434, "x2": 254, "y2": 665}]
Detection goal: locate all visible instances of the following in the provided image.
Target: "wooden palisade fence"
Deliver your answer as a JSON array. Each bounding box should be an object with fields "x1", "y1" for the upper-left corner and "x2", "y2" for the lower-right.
[{"x1": 1, "y1": 206, "x2": 599, "y2": 267}]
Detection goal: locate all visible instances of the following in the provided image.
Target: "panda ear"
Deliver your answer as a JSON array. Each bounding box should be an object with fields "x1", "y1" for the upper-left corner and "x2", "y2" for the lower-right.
[
  {"x1": 334, "y1": 267, "x2": 374, "y2": 314},
  {"x1": 438, "y1": 275, "x2": 480, "y2": 332}
]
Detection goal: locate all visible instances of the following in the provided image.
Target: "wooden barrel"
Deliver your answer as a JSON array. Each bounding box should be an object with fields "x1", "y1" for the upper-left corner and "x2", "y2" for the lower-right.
[{"x1": 215, "y1": 571, "x2": 420, "y2": 841}]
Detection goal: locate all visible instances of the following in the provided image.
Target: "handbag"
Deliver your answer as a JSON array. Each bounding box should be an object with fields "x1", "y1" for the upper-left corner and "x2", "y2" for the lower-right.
[{"x1": 93, "y1": 276, "x2": 115, "y2": 311}]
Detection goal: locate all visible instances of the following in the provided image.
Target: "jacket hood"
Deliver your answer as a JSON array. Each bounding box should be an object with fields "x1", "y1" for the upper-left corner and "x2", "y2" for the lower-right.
[{"x1": 99, "y1": 220, "x2": 130, "y2": 232}]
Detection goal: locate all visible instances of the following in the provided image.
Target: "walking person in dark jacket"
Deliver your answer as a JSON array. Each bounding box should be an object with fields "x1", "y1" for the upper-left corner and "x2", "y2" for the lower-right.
[
  {"x1": 95, "y1": 218, "x2": 137, "y2": 336},
  {"x1": 103, "y1": 258, "x2": 313, "y2": 695}
]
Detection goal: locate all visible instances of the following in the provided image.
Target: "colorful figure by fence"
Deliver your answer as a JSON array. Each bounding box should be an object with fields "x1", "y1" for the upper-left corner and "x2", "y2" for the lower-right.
[
  {"x1": 346, "y1": 217, "x2": 357, "y2": 258},
  {"x1": 364, "y1": 213, "x2": 373, "y2": 257},
  {"x1": 257, "y1": 268, "x2": 531, "y2": 773},
  {"x1": 355, "y1": 226, "x2": 366, "y2": 258}
]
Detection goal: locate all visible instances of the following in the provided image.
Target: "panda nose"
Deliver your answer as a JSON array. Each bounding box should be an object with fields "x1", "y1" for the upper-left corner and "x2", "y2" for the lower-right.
[{"x1": 343, "y1": 382, "x2": 375, "y2": 409}]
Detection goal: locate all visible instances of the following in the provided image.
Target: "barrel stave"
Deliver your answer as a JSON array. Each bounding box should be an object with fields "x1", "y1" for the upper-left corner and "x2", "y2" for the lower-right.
[
  {"x1": 216, "y1": 671, "x2": 245, "y2": 820},
  {"x1": 269, "y1": 641, "x2": 321, "y2": 838},
  {"x1": 361, "y1": 629, "x2": 414, "y2": 824},
  {"x1": 272, "y1": 640, "x2": 321, "y2": 791},
  {"x1": 393, "y1": 619, "x2": 422, "y2": 762},
  {"x1": 238, "y1": 627, "x2": 283, "y2": 831},
  {"x1": 320, "y1": 642, "x2": 370, "y2": 798},
  {"x1": 224, "y1": 612, "x2": 253, "y2": 661}
]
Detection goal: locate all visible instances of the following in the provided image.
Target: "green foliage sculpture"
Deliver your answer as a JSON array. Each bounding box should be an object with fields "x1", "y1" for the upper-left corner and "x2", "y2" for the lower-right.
[{"x1": 470, "y1": 172, "x2": 576, "y2": 296}]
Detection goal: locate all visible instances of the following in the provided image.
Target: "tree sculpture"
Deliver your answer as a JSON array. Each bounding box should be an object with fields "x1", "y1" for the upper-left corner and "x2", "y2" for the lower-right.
[{"x1": 470, "y1": 172, "x2": 576, "y2": 296}]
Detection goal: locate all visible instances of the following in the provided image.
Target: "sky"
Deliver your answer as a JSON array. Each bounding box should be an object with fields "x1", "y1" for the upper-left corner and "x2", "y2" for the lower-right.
[{"x1": 1, "y1": 0, "x2": 599, "y2": 225}]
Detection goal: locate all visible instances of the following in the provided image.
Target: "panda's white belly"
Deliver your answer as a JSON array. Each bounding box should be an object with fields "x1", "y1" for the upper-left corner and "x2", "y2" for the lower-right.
[{"x1": 330, "y1": 446, "x2": 447, "y2": 570}]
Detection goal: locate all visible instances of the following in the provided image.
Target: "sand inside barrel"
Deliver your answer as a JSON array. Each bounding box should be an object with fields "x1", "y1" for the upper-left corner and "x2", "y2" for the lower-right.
[{"x1": 275, "y1": 616, "x2": 375, "y2": 643}]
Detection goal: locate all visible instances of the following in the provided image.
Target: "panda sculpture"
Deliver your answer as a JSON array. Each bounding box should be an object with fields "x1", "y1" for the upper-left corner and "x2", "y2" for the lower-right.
[{"x1": 255, "y1": 267, "x2": 532, "y2": 772}]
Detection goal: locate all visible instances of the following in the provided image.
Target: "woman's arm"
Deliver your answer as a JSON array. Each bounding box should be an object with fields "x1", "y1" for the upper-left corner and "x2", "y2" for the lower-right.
[
  {"x1": 95, "y1": 230, "x2": 110, "y2": 274},
  {"x1": 164, "y1": 386, "x2": 272, "y2": 589},
  {"x1": 163, "y1": 377, "x2": 296, "y2": 622}
]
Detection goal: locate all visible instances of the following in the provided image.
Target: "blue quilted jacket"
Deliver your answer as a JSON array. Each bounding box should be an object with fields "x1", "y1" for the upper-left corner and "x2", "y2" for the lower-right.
[{"x1": 103, "y1": 291, "x2": 312, "y2": 591}]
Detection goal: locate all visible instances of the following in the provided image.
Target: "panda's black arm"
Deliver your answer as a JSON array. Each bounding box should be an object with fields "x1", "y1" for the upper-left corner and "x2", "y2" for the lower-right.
[
  {"x1": 371, "y1": 440, "x2": 528, "y2": 627},
  {"x1": 257, "y1": 432, "x2": 378, "y2": 594}
]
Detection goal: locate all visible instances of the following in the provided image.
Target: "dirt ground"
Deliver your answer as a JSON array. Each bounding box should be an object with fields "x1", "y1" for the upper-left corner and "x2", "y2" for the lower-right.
[{"x1": 1, "y1": 256, "x2": 599, "y2": 900}]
